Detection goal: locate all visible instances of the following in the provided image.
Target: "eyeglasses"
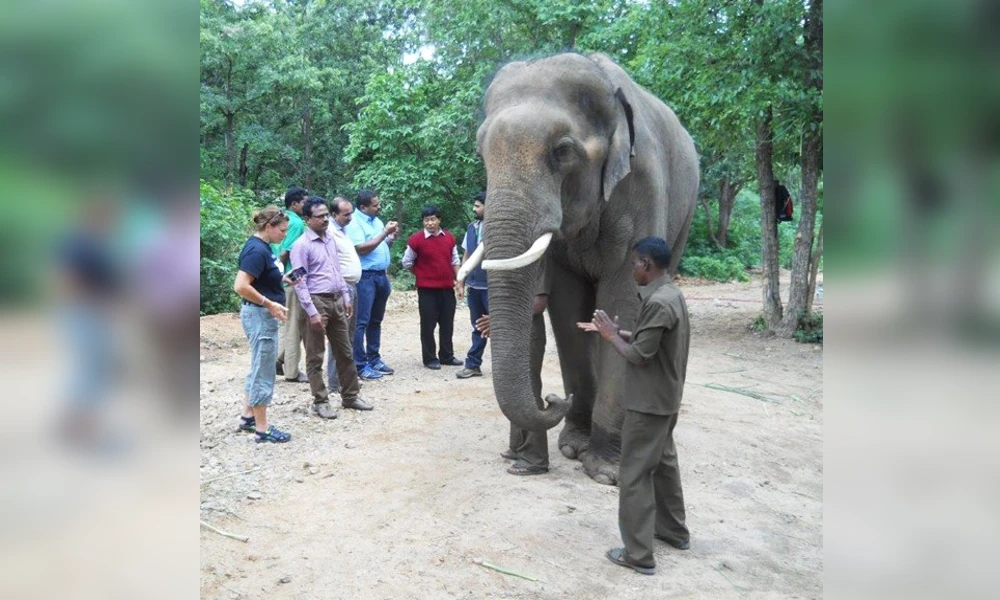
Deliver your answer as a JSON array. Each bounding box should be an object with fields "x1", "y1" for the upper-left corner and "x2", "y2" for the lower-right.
[{"x1": 267, "y1": 209, "x2": 287, "y2": 224}]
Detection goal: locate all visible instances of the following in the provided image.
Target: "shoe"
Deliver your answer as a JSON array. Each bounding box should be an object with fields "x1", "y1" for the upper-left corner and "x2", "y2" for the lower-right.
[
  {"x1": 456, "y1": 366, "x2": 482, "y2": 379},
  {"x1": 654, "y1": 534, "x2": 690, "y2": 550},
  {"x1": 342, "y1": 398, "x2": 373, "y2": 411},
  {"x1": 500, "y1": 449, "x2": 520, "y2": 460},
  {"x1": 284, "y1": 373, "x2": 309, "y2": 383},
  {"x1": 425, "y1": 360, "x2": 441, "y2": 370},
  {"x1": 255, "y1": 425, "x2": 291, "y2": 443},
  {"x1": 370, "y1": 359, "x2": 394, "y2": 375},
  {"x1": 507, "y1": 462, "x2": 549, "y2": 476},
  {"x1": 605, "y1": 548, "x2": 655, "y2": 575},
  {"x1": 313, "y1": 402, "x2": 340, "y2": 419},
  {"x1": 440, "y1": 357, "x2": 463, "y2": 366},
  {"x1": 358, "y1": 365, "x2": 383, "y2": 380},
  {"x1": 238, "y1": 416, "x2": 256, "y2": 432}
]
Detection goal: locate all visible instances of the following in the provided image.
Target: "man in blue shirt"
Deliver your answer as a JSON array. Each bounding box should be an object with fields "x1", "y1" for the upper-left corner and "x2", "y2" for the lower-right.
[{"x1": 345, "y1": 189, "x2": 399, "y2": 380}]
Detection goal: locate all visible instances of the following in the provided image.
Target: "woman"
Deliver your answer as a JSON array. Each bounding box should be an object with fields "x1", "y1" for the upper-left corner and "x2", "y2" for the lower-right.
[{"x1": 233, "y1": 206, "x2": 293, "y2": 443}]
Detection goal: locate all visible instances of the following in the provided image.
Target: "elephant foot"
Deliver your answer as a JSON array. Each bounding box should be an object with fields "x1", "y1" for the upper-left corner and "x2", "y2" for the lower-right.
[
  {"x1": 581, "y1": 450, "x2": 619, "y2": 486},
  {"x1": 558, "y1": 424, "x2": 590, "y2": 460}
]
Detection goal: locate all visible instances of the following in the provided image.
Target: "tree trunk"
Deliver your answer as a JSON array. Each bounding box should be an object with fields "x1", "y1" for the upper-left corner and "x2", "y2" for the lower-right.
[
  {"x1": 225, "y1": 112, "x2": 235, "y2": 189},
  {"x1": 806, "y1": 225, "x2": 823, "y2": 314},
  {"x1": 237, "y1": 142, "x2": 249, "y2": 188},
  {"x1": 778, "y1": 0, "x2": 823, "y2": 337},
  {"x1": 757, "y1": 108, "x2": 782, "y2": 328},
  {"x1": 699, "y1": 195, "x2": 718, "y2": 248},
  {"x1": 224, "y1": 57, "x2": 235, "y2": 189},
  {"x1": 717, "y1": 178, "x2": 740, "y2": 248},
  {"x1": 302, "y1": 102, "x2": 313, "y2": 189},
  {"x1": 251, "y1": 161, "x2": 264, "y2": 192}
]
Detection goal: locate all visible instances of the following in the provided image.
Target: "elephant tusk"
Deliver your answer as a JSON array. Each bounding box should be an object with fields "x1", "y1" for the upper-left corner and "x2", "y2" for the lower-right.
[
  {"x1": 456, "y1": 242, "x2": 486, "y2": 282},
  {"x1": 483, "y1": 233, "x2": 552, "y2": 271}
]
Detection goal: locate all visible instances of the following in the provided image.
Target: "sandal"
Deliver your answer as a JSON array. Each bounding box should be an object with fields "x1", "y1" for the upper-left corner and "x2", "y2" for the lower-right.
[
  {"x1": 500, "y1": 449, "x2": 520, "y2": 460},
  {"x1": 605, "y1": 548, "x2": 655, "y2": 575},
  {"x1": 238, "y1": 416, "x2": 256, "y2": 432},
  {"x1": 255, "y1": 425, "x2": 291, "y2": 443},
  {"x1": 506, "y1": 463, "x2": 548, "y2": 476}
]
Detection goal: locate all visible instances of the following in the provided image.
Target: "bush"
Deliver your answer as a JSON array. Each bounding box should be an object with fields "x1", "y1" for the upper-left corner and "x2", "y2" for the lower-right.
[
  {"x1": 200, "y1": 181, "x2": 256, "y2": 315},
  {"x1": 683, "y1": 189, "x2": 812, "y2": 279},
  {"x1": 793, "y1": 311, "x2": 823, "y2": 344},
  {"x1": 391, "y1": 269, "x2": 416, "y2": 292},
  {"x1": 680, "y1": 255, "x2": 749, "y2": 282}
]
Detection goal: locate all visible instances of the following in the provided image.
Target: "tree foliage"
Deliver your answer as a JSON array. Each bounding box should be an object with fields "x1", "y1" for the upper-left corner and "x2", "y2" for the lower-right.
[{"x1": 200, "y1": 0, "x2": 822, "y2": 317}]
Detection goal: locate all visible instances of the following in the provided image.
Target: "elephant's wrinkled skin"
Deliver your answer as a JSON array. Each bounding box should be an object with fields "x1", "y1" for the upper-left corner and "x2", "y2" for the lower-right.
[{"x1": 477, "y1": 53, "x2": 699, "y2": 485}]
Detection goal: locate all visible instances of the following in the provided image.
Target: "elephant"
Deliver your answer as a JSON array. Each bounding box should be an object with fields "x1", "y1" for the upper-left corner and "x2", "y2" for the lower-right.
[{"x1": 460, "y1": 53, "x2": 699, "y2": 485}]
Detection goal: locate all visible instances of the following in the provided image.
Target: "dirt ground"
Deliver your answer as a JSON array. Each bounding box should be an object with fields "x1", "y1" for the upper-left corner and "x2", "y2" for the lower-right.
[{"x1": 200, "y1": 272, "x2": 823, "y2": 599}]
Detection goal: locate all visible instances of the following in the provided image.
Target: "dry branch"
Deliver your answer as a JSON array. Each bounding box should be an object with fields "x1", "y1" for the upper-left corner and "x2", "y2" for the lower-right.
[{"x1": 201, "y1": 520, "x2": 249, "y2": 542}]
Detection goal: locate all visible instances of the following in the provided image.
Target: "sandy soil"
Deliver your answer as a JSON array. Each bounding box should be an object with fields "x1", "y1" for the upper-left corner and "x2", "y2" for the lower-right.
[{"x1": 200, "y1": 273, "x2": 823, "y2": 599}]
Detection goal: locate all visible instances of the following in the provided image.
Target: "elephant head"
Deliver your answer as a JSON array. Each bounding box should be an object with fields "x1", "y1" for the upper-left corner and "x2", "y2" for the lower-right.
[{"x1": 467, "y1": 53, "x2": 640, "y2": 432}]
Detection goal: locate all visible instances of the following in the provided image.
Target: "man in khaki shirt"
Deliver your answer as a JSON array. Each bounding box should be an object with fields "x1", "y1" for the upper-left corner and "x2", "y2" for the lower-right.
[{"x1": 579, "y1": 236, "x2": 691, "y2": 576}]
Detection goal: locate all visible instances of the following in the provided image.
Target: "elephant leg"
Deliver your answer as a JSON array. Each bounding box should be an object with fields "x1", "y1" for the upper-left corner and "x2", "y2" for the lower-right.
[
  {"x1": 547, "y1": 264, "x2": 597, "y2": 462},
  {"x1": 577, "y1": 269, "x2": 641, "y2": 486}
]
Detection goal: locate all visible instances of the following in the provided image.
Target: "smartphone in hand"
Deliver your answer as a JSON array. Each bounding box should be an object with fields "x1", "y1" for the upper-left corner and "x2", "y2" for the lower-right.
[{"x1": 288, "y1": 266, "x2": 307, "y2": 282}]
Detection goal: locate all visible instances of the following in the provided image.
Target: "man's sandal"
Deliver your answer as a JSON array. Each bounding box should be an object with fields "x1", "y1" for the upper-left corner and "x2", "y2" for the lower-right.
[
  {"x1": 238, "y1": 416, "x2": 256, "y2": 432},
  {"x1": 605, "y1": 548, "x2": 655, "y2": 575},
  {"x1": 506, "y1": 463, "x2": 548, "y2": 476}
]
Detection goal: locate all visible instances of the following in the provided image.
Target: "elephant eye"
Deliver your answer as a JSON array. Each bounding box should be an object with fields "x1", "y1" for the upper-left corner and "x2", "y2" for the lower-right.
[{"x1": 552, "y1": 139, "x2": 578, "y2": 164}]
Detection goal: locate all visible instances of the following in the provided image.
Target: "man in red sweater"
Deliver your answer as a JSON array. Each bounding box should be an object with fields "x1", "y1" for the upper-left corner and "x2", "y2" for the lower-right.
[{"x1": 402, "y1": 205, "x2": 462, "y2": 369}]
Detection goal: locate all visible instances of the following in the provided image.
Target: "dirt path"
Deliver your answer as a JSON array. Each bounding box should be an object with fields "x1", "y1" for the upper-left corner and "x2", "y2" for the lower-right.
[{"x1": 200, "y1": 274, "x2": 823, "y2": 599}]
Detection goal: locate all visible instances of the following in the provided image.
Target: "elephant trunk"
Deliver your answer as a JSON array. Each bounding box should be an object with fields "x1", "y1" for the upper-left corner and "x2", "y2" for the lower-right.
[{"x1": 484, "y1": 202, "x2": 570, "y2": 431}]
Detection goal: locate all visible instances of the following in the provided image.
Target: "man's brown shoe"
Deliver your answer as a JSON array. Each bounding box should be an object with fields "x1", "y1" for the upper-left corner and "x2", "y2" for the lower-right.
[
  {"x1": 313, "y1": 402, "x2": 340, "y2": 419},
  {"x1": 342, "y1": 398, "x2": 373, "y2": 411}
]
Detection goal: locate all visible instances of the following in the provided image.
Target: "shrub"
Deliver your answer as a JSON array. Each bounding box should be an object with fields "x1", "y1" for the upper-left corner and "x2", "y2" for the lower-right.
[
  {"x1": 200, "y1": 181, "x2": 256, "y2": 315},
  {"x1": 793, "y1": 311, "x2": 823, "y2": 344},
  {"x1": 685, "y1": 189, "x2": 814, "y2": 276},
  {"x1": 680, "y1": 255, "x2": 749, "y2": 282},
  {"x1": 391, "y1": 269, "x2": 416, "y2": 292}
]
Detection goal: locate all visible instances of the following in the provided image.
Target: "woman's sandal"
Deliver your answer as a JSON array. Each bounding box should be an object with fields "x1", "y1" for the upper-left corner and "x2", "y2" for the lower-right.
[{"x1": 255, "y1": 425, "x2": 291, "y2": 443}]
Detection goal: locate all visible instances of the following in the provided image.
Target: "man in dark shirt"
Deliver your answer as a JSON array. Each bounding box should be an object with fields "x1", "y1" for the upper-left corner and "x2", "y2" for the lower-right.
[{"x1": 579, "y1": 236, "x2": 691, "y2": 576}]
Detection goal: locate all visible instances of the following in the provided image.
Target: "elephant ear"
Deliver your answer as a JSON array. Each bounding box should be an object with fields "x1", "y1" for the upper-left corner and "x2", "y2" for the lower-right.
[{"x1": 589, "y1": 54, "x2": 636, "y2": 201}]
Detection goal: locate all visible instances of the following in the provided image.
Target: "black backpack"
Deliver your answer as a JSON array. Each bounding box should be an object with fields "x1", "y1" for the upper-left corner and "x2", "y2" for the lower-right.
[{"x1": 775, "y1": 183, "x2": 794, "y2": 222}]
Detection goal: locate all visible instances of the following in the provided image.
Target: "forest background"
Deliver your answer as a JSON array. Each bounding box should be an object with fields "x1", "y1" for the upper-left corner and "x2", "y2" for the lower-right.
[{"x1": 199, "y1": 0, "x2": 824, "y2": 339}]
